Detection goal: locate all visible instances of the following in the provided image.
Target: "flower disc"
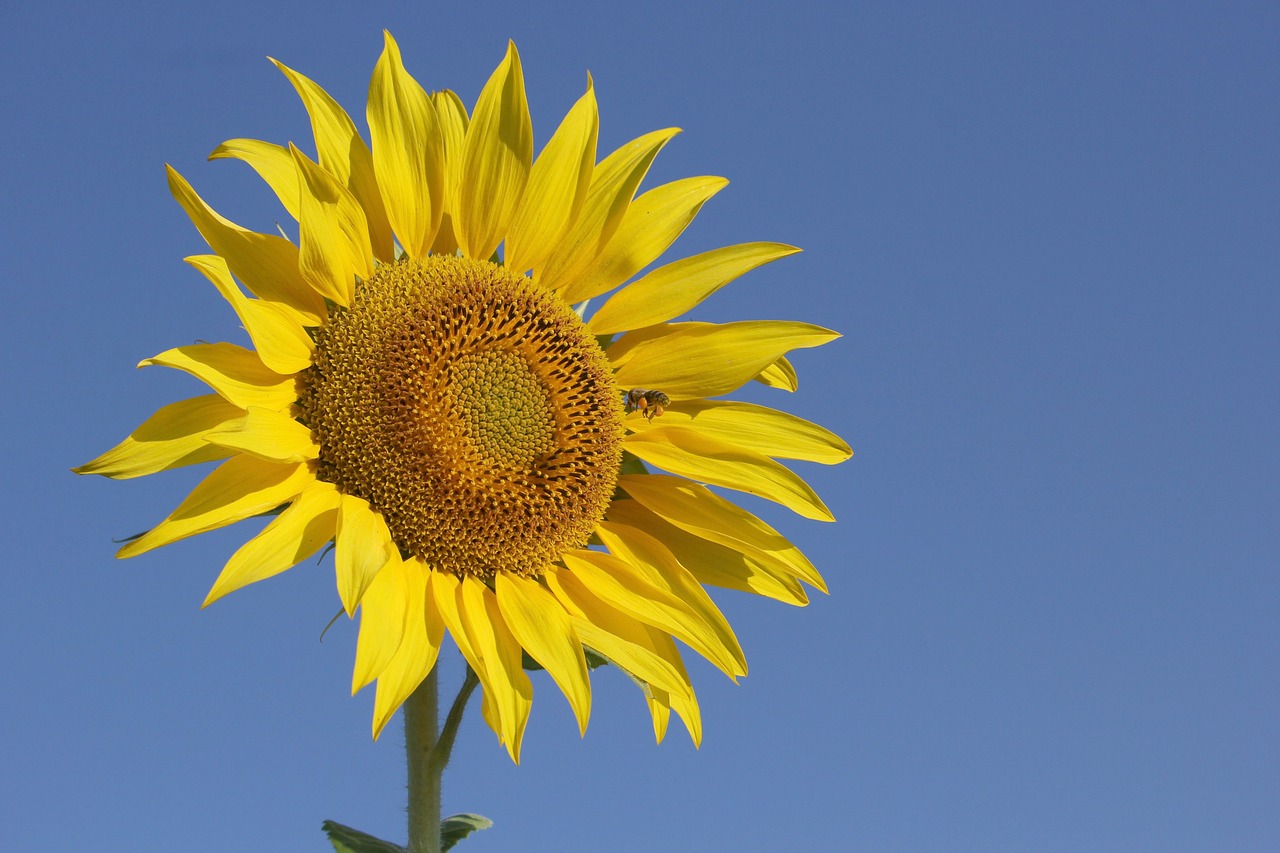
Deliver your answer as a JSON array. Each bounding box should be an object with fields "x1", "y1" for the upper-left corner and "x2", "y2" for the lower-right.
[{"x1": 300, "y1": 254, "x2": 623, "y2": 579}]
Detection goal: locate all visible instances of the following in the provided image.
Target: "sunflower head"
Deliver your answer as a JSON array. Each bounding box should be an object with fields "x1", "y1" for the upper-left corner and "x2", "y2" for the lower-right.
[
  {"x1": 75, "y1": 32, "x2": 849, "y2": 762},
  {"x1": 299, "y1": 254, "x2": 623, "y2": 580}
]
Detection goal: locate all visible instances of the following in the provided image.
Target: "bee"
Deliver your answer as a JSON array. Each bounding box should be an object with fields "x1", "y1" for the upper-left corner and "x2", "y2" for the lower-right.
[{"x1": 624, "y1": 388, "x2": 670, "y2": 421}]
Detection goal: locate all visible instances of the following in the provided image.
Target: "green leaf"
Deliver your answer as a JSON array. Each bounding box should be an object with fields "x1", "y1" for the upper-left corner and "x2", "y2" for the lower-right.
[
  {"x1": 321, "y1": 820, "x2": 406, "y2": 853},
  {"x1": 440, "y1": 814, "x2": 493, "y2": 851},
  {"x1": 619, "y1": 451, "x2": 648, "y2": 476}
]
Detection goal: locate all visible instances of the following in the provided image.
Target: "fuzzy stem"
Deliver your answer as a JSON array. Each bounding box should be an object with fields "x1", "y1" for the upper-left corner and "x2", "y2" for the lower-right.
[
  {"x1": 405, "y1": 668, "x2": 441, "y2": 853},
  {"x1": 429, "y1": 666, "x2": 480, "y2": 780},
  {"x1": 405, "y1": 666, "x2": 482, "y2": 853}
]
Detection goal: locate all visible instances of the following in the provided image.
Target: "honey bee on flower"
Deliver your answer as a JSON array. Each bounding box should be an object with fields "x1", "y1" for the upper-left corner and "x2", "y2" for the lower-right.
[{"x1": 624, "y1": 388, "x2": 671, "y2": 420}]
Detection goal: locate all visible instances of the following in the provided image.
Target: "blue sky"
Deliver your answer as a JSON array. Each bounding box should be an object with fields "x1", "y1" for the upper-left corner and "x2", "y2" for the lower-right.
[{"x1": 4, "y1": 1, "x2": 1277, "y2": 850}]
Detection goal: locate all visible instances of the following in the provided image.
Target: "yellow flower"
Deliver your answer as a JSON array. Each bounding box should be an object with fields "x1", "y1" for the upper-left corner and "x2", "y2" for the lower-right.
[{"x1": 75, "y1": 33, "x2": 849, "y2": 761}]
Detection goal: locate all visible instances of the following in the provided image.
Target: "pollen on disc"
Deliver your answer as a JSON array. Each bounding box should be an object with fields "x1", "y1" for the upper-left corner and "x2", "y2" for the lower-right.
[{"x1": 299, "y1": 254, "x2": 623, "y2": 580}]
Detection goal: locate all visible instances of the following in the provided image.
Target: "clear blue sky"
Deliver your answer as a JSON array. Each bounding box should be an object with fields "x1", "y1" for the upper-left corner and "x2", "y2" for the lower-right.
[{"x1": 4, "y1": 1, "x2": 1277, "y2": 850}]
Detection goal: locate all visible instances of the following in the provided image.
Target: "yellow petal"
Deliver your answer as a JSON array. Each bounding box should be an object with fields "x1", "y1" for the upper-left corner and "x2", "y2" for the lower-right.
[
  {"x1": 609, "y1": 320, "x2": 838, "y2": 399},
  {"x1": 427, "y1": 571, "x2": 500, "y2": 734},
  {"x1": 429, "y1": 570, "x2": 473, "y2": 658},
  {"x1": 203, "y1": 406, "x2": 318, "y2": 464},
  {"x1": 595, "y1": 521, "x2": 748, "y2": 674},
  {"x1": 208, "y1": 138, "x2": 301, "y2": 221},
  {"x1": 421, "y1": 571, "x2": 495, "y2": 739},
  {"x1": 185, "y1": 255, "x2": 315, "y2": 375},
  {"x1": 590, "y1": 242, "x2": 800, "y2": 335},
  {"x1": 559, "y1": 176, "x2": 727, "y2": 305},
  {"x1": 457, "y1": 576, "x2": 533, "y2": 762},
  {"x1": 606, "y1": 498, "x2": 807, "y2": 605},
  {"x1": 367, "y1": 31, "x2": 445, "y2": 258},
  {"x1": 624, "y1": 426, "x2": 833, "y2": 521},
  {"x1": 371, "y1": 559, "x2": 444, "y2": 739},
  {"x1": 561, "y1": 612, "x2": 690, "y2": 705},
  {"x1": 755, "y1": 356, "x2": 798, "y2": 391},
  {"x1": 654, "y1": 683, "x2": 702, "y2": 747},
  {"x1": 429, "y1": 89, "x2": 469, "y2": 256},
  {"x1": 537, "y1": 128, "x2": 679, "y2": 296},
  {"x1": 335, "y1": 494, "x2": 396, "y2": 616},
  {"x1": 291, "y1": 145, "x2": 370, "y2": 306},
  {"x1": 642, "y1": 682, "x2": 704, "y2": 746},
  {"x1": 352, "y1": 551, "x2": 412, "y2": 694},
  {"x1": 647, "y1": 692, "x2": 671, "y2": 743},
  {"x1": 166, "y1": 165, "x2": 325, "y2": 321},
  {"x1": 117, "y1": 458, "x2": 311, "y2": 559},
  {"x1": 495, "y1": 573, "x2": 591, "y2": 735},
  {"x1": 73, "y1": 395, "x2": 241, "y2": 480},
  {"x1": 545, "y1": 565, "x2": 701, "y2": 745},
  {"x1": 624, "y1": 399, "x2": 850, "y2": 465},
  {"x1": 271, "y1": 57, "x2": 394, "y2": 262},
  {"x1": 139, "y1": 343, "x2": 296, "y2": 411},
  {"x1": 618, "y1": 474, "x2": 827, "y2": 593},
  {"x1": 504, "y1": 78, "x2": 598, "y2": 275},
  {"x1": 226, "y1": 301, "x2": 313, "y2": 376},
  {"x1": 561, "y1": 549, "x2": 744, "y2": 679},
  {"x1": 455, "y1": 41, "x2": 532, "y2": 261},
  {"x1": 202, "y1": 478, "x2": 340, "y2": 606}
]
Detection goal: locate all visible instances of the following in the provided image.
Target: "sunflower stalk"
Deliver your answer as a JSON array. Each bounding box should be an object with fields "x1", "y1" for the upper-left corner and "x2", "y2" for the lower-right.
[
  {"x1": 404, "y1": 669, "x2": 440, "y2": 853},
  {"x1": 405, "y1": 666, "x2": 482, "y2": 853}
]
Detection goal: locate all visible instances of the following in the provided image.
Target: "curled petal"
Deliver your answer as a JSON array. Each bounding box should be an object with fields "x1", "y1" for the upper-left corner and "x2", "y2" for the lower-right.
[
  {"x1": 203, "y1": 479, "x2": 340, "y2": 606},
  {"x1": 624, "y1": 426, "x2": 834, "y2": 521},
  {"x1": 537, "y1": 128, "x2": 678, "y2": 295},
  {"x1": 505, "y1": 78, "x2": 598, "y2": 275},
  {"x1": 618, "y1": 474, "x2": 827, "y2": 593},
  {"x1": 368, "y1": 31, "x2": 445, "y2": 257},
  {"x1": 73, "y1": 395, "x2": 241, "y2": 480},
  {"x1": 561, "y1": 549, "x2": 745, "y2": 679},
  {"x1": 559, "y1": 175, "x2": 727, "y2": 305},
  {"x1": 456, "y1": 577, "x2": 533, "y2": 762},
  {"x1": 167, "y1": 166, "x2": 325, "y2": 320},
  {"x1": 590, "y1": 242, "x2": 800, "y2": 335},
  {"x1": 455, "y1": 41, "x2": 532, "y2": 261},
  {"x1": 624, "y1": 399, "x2": 851, "y2": 465},
  {"x1": 609, "y1": 321, "x2": 839, "y2": 399},
  {"x1": 209, "y1": 138, "x2": 301, "y2": 221},
  {"x1": 184, "y1": 255, "x2": 314, "y2": 375},
  {"x1": 139, "y1": 343, "x2": 295, "y2": 411},
  {"x1": 496, "y1": 574, "x2": 591, "y2": 734},
  {"x1": 371, "y1": 558, "x2": 444, "y2": 738},
  {"x1": 271, "y1": 57, "x2": 394, "y2": 261},
  {"x1": 335, "y1": 494, "x2": 396, "y2": 616},
  {"x1": 203, "y1": 406, "x2": 319, "y2": 464},
  {"x1": 117, "y1": 458, "x2": 311, "y2": 559},
  {"x1": 755, "y1": 356, "x2": 798, "y2": 391}
]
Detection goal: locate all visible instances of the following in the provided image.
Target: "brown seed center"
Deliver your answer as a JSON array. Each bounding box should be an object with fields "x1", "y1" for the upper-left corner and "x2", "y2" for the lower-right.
[{"x1": 298, "y1": 254, "x2": 623, "y2": 579}]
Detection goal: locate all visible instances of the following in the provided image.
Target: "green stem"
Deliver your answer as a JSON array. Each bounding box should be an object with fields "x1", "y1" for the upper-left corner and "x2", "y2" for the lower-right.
[
  {"x1": 405, "y1": 668, "x2": 440, "y2": 853},
  {"x1": 405, "y1": 666, "x2": 481, "y2": 853},
  {"x1": 430, "y1": 667, "x2": 480, "y2": 779}
]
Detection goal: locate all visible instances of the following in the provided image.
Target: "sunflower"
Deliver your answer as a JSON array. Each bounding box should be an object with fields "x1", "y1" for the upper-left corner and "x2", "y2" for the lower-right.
[{"x1": 75, "y1": 33, "x2": 848, "y2": 762}]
